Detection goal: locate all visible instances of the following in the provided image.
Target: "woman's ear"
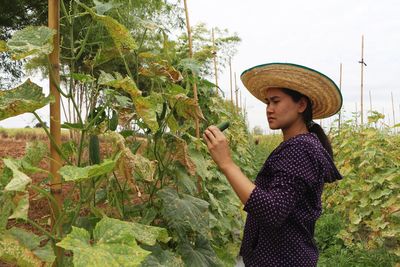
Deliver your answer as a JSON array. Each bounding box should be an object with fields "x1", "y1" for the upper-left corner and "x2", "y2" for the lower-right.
[{"x1": 298, "y1": 97, "x2": 308, "y2": 113}]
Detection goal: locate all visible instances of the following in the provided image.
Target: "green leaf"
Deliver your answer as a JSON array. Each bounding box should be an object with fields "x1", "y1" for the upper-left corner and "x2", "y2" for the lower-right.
[
  {"x1": 0, "y1": 40, "x2": 8, "y2": 52},
  {"x1": 70, "y1": 73, "x2": 95, "y2": 83},
  {"x1": 140, "y1": 246, "x2": 184, "y2": 267},
  {"x1": 130, "y1": 222, "x2": 170, "y2": 246},
  {"x1": 93, "y1": 0, "x2": 121, "y2": 15},
  {"x1": 178, "y1": 58, "x2": 201, "y2": 76},
  {"x1": 57, "y1": 217, "x2": 151, "y2": 267},
  {"x1": 7, "y1": 26, "x2": 56, "y2": 60},
  {"x1": 59, "y1": 158, "x2": 118, "y2": 182},
  {"x1": 77, "y1": 1, "x2": 137, "y2": 52},
  {"x1": 158, "y1": 188, "x2": 209, "y2": 235},
  {"x1": 177, "y1": 237, "x2": 221, "y2": 267},
  {"x1": 23, "y1": 141, "x2": 48, "y2": 167},
  {"x1": 0, "y1": 79, "x2": 52, "y2": 121},
  {"x1": 3, "y1": 159, "x2": 31, "y2": 192}
]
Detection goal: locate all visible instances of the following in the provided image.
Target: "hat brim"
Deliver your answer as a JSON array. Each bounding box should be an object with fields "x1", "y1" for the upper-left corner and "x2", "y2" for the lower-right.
[{"x1": 240, "y1": 63, "x2": 343, "y2": 119}]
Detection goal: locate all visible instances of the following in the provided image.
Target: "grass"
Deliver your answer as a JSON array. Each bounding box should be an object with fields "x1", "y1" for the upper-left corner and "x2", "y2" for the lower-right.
[{"x1": 0, "y1": 127, "x2": 70, "y2": 141}]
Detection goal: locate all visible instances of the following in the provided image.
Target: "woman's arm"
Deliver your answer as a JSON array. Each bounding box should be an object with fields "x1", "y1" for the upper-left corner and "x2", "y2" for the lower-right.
[{"x1": 203, "y1": 126, "x2": 255, "y2": 204}]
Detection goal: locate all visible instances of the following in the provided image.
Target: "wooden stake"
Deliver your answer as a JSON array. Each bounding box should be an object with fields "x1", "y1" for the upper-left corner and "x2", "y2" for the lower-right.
[
  {"x1": 240, "y1": 90, "x2": 242, "y2": 112},
  {"x1": 212, "y1": 28, "x2": 218, "y2": 95},
  {"x1": 391, "y1": 92, "x2": 396, "y2": 132},
  {"x1": 234, "y1": 72, "x2": 239, "y2": 113},
  {"x1": 184, "y1": 0, "x2": 201, "y2": 193},
  {"x1": 369, "y1": 90, "x2": 372, "y2": 113},
  {"x1": 48, "y1": 0, "x2": 63, "y2": 261},
  {"x1": 229, "y1": 57, "x2": 233, "y2": 106},
  {"x1": 359, "y1": 35, "x2": 366, "y2": 125}
]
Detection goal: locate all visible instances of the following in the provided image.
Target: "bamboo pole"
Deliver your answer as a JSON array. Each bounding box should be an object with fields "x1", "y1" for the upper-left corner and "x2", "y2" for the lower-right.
[
  {"x1": 391, "y1": 92, "x2": 396, "y2": 133},
  {"x1": 183, "y1": 0, "x2": 200, "y2": 139},
  {"x1": 183, "y1": 0, "x2": 202, "y2": 194},
  {"x1": 212, "y1": 28, "x2": 218, "y2": 95},
  {"x1": 369, "y1": 90, "x2": 372, "y2": 112},
  {"x1": 48, "y1": 0, "x2": 62, "y2": 226},
  {"x1": 240, "y1": 90, "x2": 242, "y2": 112},
  {"x1": 48, "y1": 0, "x2": 63, "y2": 262},
  {"x1": 234, "y1": 72, "x2": 239, "y2": 113},
  {"x1": 359, "y1": 35, "x2": 366, "y2": 125},
  {"x1": 229, "y1": 57, "x2": 233, "y2": 106}
]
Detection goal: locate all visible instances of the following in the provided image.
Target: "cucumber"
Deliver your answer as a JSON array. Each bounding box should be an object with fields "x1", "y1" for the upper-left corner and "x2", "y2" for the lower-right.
[
  {"x1": 89, "y1": 135, "x2": 101, "y2": 164},
  {"x1": 216, "y1": 121, "x2": 230, "y2": 132},
  {"x1": 108, "y1": 110, "x2": 118, "y2": 131}
]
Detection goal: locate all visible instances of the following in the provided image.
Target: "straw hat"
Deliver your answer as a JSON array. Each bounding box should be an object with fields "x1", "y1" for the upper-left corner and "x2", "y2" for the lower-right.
[{"x1": 240, "y1": 63, "x2": 343, "y2": 119}]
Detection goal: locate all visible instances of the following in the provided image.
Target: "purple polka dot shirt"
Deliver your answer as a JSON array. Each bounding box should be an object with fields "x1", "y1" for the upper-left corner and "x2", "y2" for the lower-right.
[{"x1": 240, "y1": 133, "x2": 342, "y2": 266}]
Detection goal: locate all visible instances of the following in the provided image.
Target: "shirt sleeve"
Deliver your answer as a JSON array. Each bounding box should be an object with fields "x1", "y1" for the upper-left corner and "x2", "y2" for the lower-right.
[{"x1": 243, "y1": 143, "x2": 318, "y2": 228}]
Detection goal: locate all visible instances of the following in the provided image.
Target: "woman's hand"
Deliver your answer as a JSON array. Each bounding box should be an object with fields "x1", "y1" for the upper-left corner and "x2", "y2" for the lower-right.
[{"x1": 203, "y1": 125, "x2": 234, "y2": 170}]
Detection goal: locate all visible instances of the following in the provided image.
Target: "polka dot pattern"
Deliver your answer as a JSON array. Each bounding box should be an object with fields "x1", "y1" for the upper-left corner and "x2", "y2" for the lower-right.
[{"x1": 239, "y1": 133, "x2": 342, "y2": 266}]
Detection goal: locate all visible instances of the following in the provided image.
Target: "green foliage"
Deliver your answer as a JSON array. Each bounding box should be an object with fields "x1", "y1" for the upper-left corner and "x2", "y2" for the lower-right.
[
  {"x1": 0, "y1": 79, "x2": 52, "y2": 121},
  {"x1": 6, "y1": 26, "x2": 55, "y2": 60},
  {"x1": 0, "y1": 1, "x2": 250, "y2": 266},
  {"x1": 324, "y1": 117, "x2": 400, "y2": 256}
]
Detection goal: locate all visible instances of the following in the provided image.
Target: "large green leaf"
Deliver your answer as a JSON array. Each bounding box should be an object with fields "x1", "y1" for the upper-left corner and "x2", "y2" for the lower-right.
[
  {"x1": 0, "y1": 79, "x2": 52, "y2": 121},
  {"x1": 7, "y1": 26, "x2": 55, "y2": 60},
  {"x1": 3, "y1": 159, "x2": 31, "y2": 192},
  {"x1": 0, "y1": 228, "x2": 55, "y2": 266},
  {"x1": 57, "y1": 217, "x2": 151, "y2": 267},
  {"x1": 177, "y1": 237, "x2": 221, "y2": 267},
  {"x1": 77, "y1": 1, "x2": 137, "y2": 52},
  {"x1": 59, "y1": 158, "x2": 118, "y2": 182},
  {"x1": 140, "y1": 246, "x2": 184, "y2": 267},
  {"x1": 157, "y1": 188, "x2": 209, "y2": 235}
]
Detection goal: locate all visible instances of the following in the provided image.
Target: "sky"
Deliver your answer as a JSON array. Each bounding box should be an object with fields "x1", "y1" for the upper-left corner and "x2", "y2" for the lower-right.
[
  {"x1": 1, "y1": 0, "x2": 399, "y2": 133},
  {"x1": 188, "y1": 0, "x2": 400, "y2": 133}
]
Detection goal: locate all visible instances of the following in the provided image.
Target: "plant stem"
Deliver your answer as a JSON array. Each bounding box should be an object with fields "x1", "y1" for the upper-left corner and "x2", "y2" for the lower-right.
[{"x1": 32, "y1": 112, "x2": 72, "y2": 165}]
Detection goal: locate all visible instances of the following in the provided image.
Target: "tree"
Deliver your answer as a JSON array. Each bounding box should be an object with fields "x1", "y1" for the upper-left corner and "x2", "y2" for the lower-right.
[{"x1": 0, "y1": 0, "x2": 48, "y2": 88}]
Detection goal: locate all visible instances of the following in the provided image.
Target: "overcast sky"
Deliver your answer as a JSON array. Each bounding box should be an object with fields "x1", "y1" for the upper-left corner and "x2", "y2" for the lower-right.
[
  {"x1": 1, "y1": 0, "x2": 399, "y2": 133},
  {"x1": 189, "y1": 0, "x2": 400, "y2": 133}
]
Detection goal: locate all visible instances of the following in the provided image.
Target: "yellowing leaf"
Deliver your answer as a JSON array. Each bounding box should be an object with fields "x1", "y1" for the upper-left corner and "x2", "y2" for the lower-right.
[
  {"x1": 7, "y1": 26, "x2": 55, "y2": 60},
  {"x1": 77, "y1": 1, "x2": 137, "y2": 52},
  {"x1": 0, "y1": 40, "x2": 8, "y2": 52},
  {"x1": 164, "y1": 134, "x2": 196, "y2": 176},
  {"x1": 0, "y1": 228, "x2": 55, "y2": 266},
  {"x1": 57, "y1": 217, "x2": 151, "y2": 267},
  {"x1": 169, "y1": 94, "x2": 205, "y2": 122},
  {"x1": 0, "y1": 79, "x2": 52, "y2": 121},
  {"x1": 3, "y1": 159, "x2": 31, "y2": 192},
  {"x1": 9, "y1": 193, "x2": 29, "y2": 220}
]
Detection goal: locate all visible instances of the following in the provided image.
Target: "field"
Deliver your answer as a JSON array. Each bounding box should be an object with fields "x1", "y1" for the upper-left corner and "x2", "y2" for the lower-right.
[{"x1": 0, "y1": 1, "x2": 399, "y2": 266}]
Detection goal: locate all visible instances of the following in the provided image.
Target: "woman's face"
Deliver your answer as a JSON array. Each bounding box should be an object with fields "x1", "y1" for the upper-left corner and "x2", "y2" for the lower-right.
[{"x1": 264, "y1": 88, "x2": 307, "y2": 130}]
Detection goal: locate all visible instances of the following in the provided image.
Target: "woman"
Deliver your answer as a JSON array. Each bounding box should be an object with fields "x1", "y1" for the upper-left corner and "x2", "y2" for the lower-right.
[{"x1": 203, "y1": 63, "x2": 343, "y2": 267}]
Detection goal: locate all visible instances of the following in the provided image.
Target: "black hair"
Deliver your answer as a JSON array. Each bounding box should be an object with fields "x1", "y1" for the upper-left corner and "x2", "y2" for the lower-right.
[{"x1": 281, "y1": 88, "x2": 333, "y2": 158}]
